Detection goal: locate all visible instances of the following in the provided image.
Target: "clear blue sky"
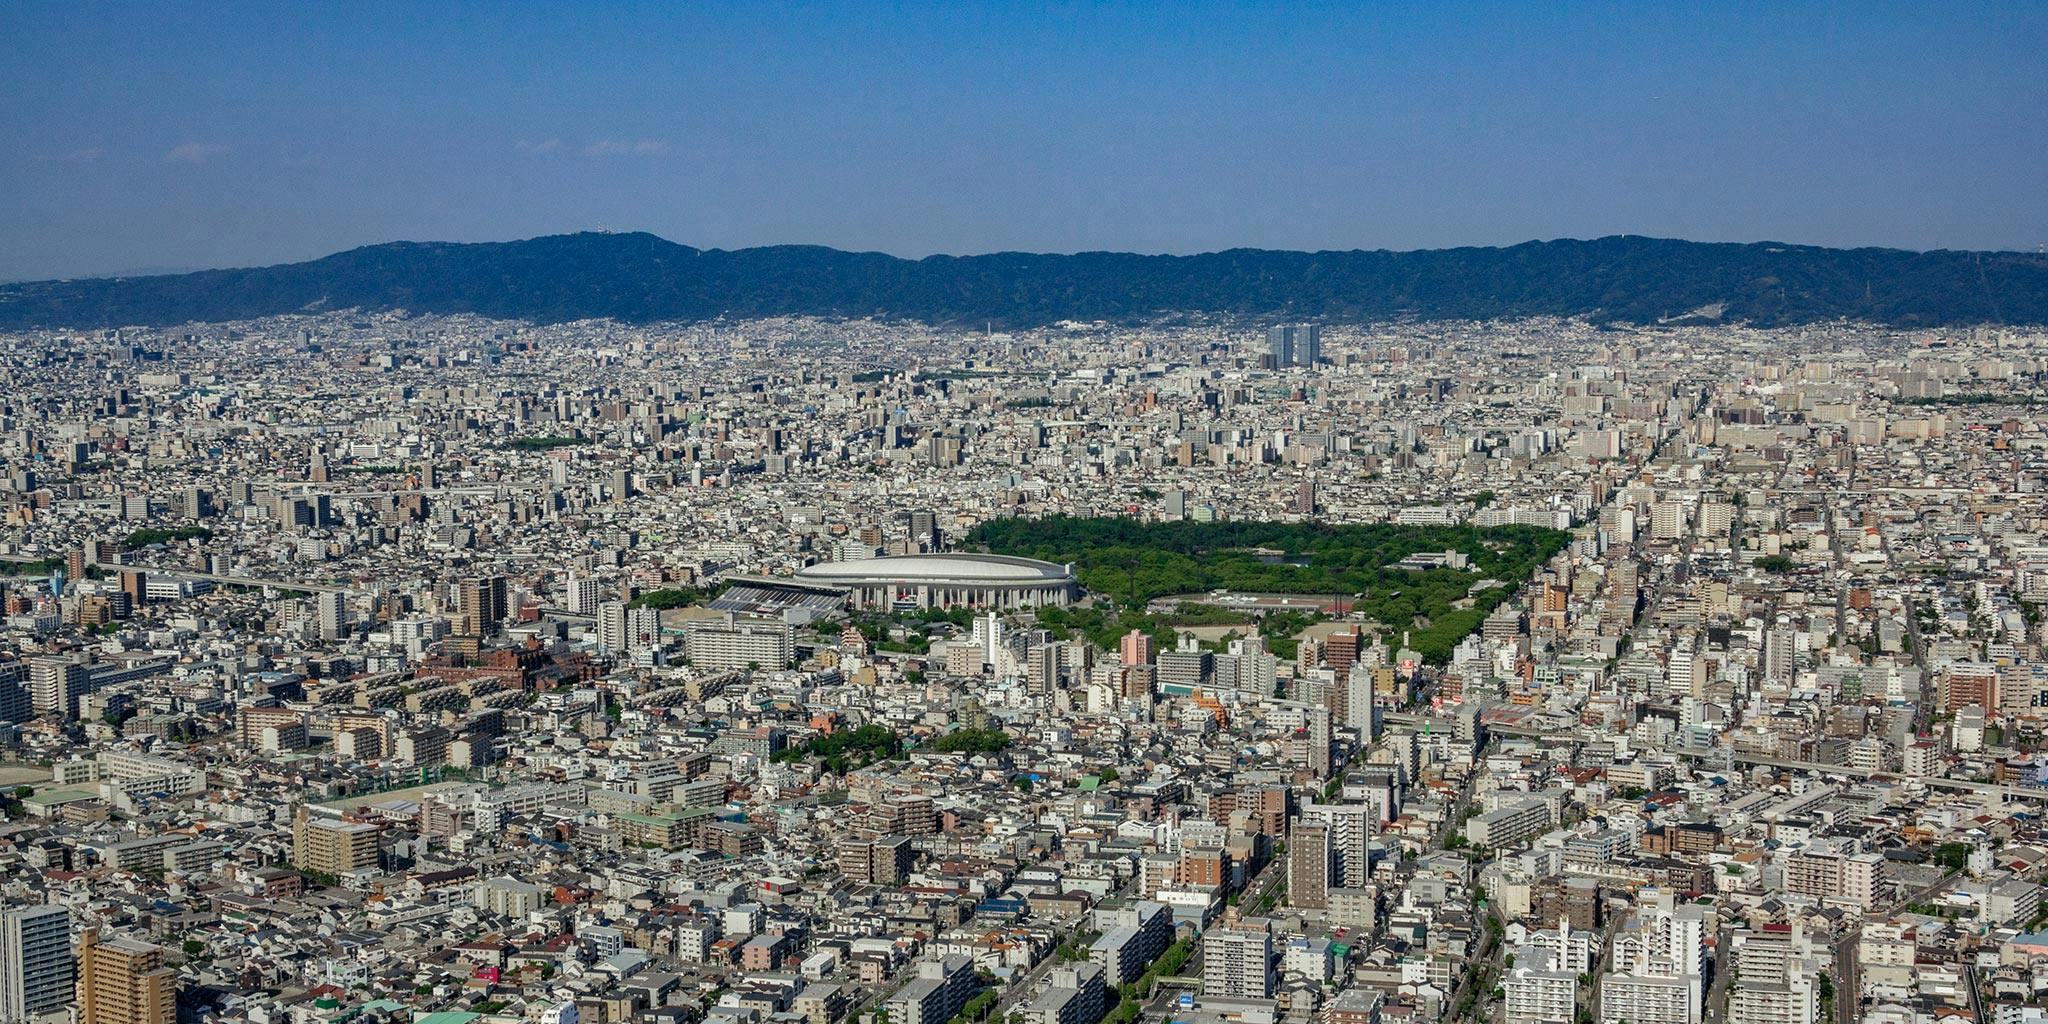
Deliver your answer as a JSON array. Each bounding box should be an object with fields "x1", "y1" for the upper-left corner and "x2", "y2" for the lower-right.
[{"x1": 3, "y1": 2, "x2": 2044, "y2": 280}]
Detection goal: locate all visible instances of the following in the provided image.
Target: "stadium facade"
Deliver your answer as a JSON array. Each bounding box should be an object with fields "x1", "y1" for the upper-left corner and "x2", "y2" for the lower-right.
[{"x1": 793, "y1": 554, "x2": 1078, "y2": 610}]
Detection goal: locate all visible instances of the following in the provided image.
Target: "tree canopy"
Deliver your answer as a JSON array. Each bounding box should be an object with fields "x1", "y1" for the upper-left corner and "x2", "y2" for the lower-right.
[{"x1": 969, "y1": 516, "x2": 1566, "y2": 663}]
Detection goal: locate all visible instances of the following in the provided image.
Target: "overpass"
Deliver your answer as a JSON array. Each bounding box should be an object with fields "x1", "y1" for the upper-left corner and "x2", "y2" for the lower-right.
[
  {"x1": 1667, "y1": 746, "x2": 2048, "y2": 803},
  {"x1": 3, "y1": 552, "x2": 350, "y2": 596},
  {"x1": 1380, "y1": 709, "x2": 1576, "y2": 742},
  {"x1": 140, "y1": 567, "x2": 350, "y2": 596},
  {"x1": 1383, "y1": 708, "x2": 2048, "y2": 803}
]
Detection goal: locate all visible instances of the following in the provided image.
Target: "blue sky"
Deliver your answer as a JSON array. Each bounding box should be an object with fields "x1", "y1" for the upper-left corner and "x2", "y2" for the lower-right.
[{"x1": 2, "y1": 2, "x2": 2044, "y2": 279}]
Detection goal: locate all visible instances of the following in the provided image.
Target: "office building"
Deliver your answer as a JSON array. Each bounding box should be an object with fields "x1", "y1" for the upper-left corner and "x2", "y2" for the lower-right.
[
  {"x1": 1267, "y1": 325, "x2": 1322, "y2": 367},
  {"x1": 0, "y1": 664, "x2": 29, "y2": 724},
  {"x1": 118, "y1": 570, "x2": 147, "y2": 609}
]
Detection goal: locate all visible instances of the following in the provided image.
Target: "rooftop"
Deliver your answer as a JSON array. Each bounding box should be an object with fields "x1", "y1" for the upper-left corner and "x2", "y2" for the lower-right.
[{"x1": 794, "y1": 553, "x2": 1073, "y2": 584}]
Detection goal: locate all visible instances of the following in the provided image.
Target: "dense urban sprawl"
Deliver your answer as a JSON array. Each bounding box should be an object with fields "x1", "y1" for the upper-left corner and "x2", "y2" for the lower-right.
[{"x1": 0, "y1": 314, "x2": 2045, "y2": 1024}]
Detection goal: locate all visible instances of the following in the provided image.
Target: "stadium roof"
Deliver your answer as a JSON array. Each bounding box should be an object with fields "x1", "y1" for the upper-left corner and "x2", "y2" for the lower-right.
[{"x1": 795, "y1": 553, "x2": 1072, "y2": 583}]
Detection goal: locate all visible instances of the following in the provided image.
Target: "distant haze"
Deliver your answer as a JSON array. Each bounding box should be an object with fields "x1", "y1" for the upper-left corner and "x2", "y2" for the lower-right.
[{"x1": 2, "y1": 3, "x2": 2044, "y2": 281}]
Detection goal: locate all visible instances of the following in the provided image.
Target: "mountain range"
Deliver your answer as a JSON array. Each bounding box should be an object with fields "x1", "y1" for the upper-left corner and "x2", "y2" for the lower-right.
[{"x1": 2, "y1": 232, "x2": 2044, "y2": 330}]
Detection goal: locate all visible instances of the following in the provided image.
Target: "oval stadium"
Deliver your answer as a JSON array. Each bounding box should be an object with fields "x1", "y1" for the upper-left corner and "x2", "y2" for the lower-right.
[{"x1": 793, "y1": 553, "x2": 1077, "y2": 610}]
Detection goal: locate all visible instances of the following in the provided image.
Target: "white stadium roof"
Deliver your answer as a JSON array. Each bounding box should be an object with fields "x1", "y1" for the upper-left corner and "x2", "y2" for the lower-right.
[{"x1": 794, "y1": 553, "x2": 1072, "y2": 584}]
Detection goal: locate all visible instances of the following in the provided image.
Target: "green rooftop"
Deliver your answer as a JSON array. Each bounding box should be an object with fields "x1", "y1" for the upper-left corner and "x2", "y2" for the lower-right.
[{"x1": 415, "y1": 1012, "x2": 482, "y2": 1024}]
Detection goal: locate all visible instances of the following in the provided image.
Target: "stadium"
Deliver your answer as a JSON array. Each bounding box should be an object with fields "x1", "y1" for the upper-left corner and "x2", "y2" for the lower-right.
[{"x1": 792, "y1": 553, "x2": 1078, "y2": 610}]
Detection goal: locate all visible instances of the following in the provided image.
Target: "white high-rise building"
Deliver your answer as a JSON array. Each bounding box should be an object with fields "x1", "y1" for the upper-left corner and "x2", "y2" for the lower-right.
[
  {"x1": 1608, "y1": 903, "x2": 1707, "y2": 978},
  {"x1": 1301, "y1": 800, "x2": 1374, "y2": 888},
  {"x1": 597, "y1": 602, "x2": 662, "y2": 654},
  {"x1": 1613, "y1": 506, "x2": 1637, "y2": 545},
  {"x1": 1698, "y1": 501, "x2": 1737, "y2": 537},
  {"x1": 1902, "y1": 741, "x2": 1939, "y2": 777},
  {"x1": 565, "y1": 574, "x2": 600, "y2": 616},
  {"x1": 1665, "y1": 641, "x2": 1703, "y2": 700},
  {"x1": 1659, "y1": 905, "x2": 1706, "y2": 979},
  {"x1": 1229, "y1": 636, "x2": 1277, "y2": 696},
  {"x1": 315, "y1": 591, "x2": 348, "y2": 641},
  {"x1": 391, "y1": 616, "x2": 448, "y2": 655},
  {"x1": 0, "y1": 904, "x2": 74, "y2": 1023},
  {"x1": 1764, "y1": 627, "x2": 1798, "y2": 684},
  {"x1": 970, "y1": 612, "x2": 1023, "y2": 676},
  {"x1": 1342, "y1": 664, "x2": 1376, "y2": 732},
  {"x1": 1650, "y1": 500, "x2": 1688, "y2": 540},
  {"x1": 1728, "y1": 972, "x2": 1816, "y2": 1024},
  {"x1": 971, "y1": 612, "x2": 1004, "y2": 664},
  {"x1": 1305, "y1": 705, "x2": 1332, "y2": 778},
  {"x1": 1520, "y1": 917, "x2": 1593, "y2": 974},
  {"x1": 1601, "y1": 901, "x2": 1708, "y2": 1024},
  {"x1": 27, "y1": 658, "x2": 87, "y2": 720},
  {"x1": 1200, "y1": 928, "x2": 1273, "y2": 999},
  {"x1": 685, "y1": 617, "x2": 795, "y2": 671},
  {"x1": 1597, "y1": 973, "x2": 1693, "y2": 1024}
]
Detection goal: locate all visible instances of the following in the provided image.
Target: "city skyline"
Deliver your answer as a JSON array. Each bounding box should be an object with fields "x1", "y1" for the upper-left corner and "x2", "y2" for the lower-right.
[{"x1": 4, "y1": 310, "x2": 2045, "y2": 1024}]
